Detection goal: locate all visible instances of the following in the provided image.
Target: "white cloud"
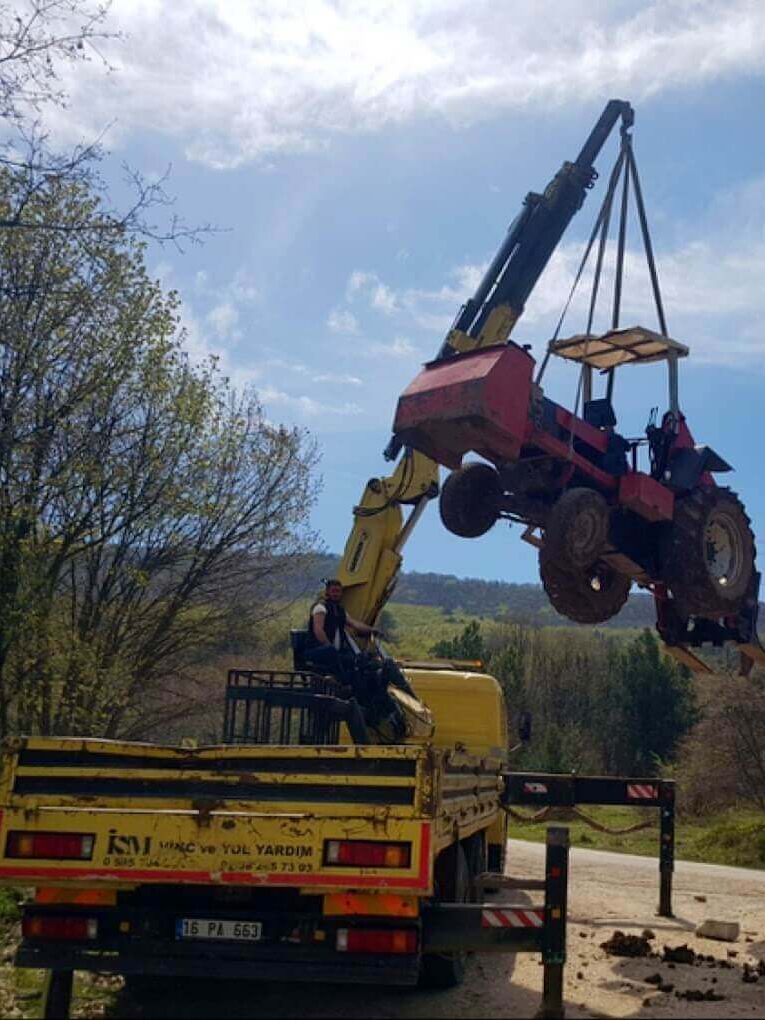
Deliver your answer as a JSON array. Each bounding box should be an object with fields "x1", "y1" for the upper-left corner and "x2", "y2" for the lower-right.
[
  {"x1": 44, "y1": 1, "x2": 765, "y2": 166},
  {"x1": 257, "y1": 386, "x2": 362, "y2": 418},
  {"x1": 327, "y1": 308, "x2": 360, "y2": 334},
  {"x1": 206, "y1": 300, "x2": 239, "y2": 339},
  {"x1": 371, "y1": 282, "x2": 398, "y2": 314},
  {"x1": 346, "y1": 269, "x2": 400, "y2": 315},
  {"x1": 364, "y1": 336, "x2": 421, "y2": 359},
  {"x1": 263, "y1": 357, "x2": 362, "y2": 385}
]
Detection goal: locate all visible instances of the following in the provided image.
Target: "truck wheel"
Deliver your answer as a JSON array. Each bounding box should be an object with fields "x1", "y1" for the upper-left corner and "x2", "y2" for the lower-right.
[
  {"x1": 544, "y1": 488, "x2": 609, "y2": 570},
  {"x1": 661, "y1": 487, "x2": 755, "y2": 615},
  {"x1": 439, "y1": 463, "x2": 500, "y2": 538},
  {"x1": 420, "y1": 843, "x2": 471, "y2": 988},
  {"x1": 123, "y1": 974, "x2": 173, "y2": 1004},
  {"x1": 539, "y1": 547, "x2": 631, "y2": 624},
  {"x1": 41, "y1": 970, "x2": 73, "y2": 1019}
]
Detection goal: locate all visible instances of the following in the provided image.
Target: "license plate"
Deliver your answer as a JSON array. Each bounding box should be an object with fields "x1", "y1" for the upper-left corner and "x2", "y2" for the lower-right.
[{"x1": 176, "y1": 918, "x2": 263, "y2": 942}]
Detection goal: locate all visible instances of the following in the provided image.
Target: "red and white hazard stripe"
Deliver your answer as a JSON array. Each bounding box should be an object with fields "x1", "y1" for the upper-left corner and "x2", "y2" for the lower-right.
[
  {"x1": 481, "y1": 908, "x2": 545, "y2": 929},
  {"x1": 522, "y1": 782, "x2": 548, "y2": 795},
  {"x1": 627, "y1": 783, "x2": 658, "y2": 800}
]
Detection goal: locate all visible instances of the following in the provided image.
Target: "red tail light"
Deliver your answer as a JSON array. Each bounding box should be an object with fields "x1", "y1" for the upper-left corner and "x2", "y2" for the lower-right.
[
  {"x1": 336, "y1": 928, "x2": 417, "y2": 954},
  {"x1": 324, "y1": 840, "x2": 411, "y2": 868},
  {"x1": 7, "y1": 831, "x2": 94, "y2": 860},
  {"x1": 23, "y1": 915, "x2": 98, "y2": 941}
]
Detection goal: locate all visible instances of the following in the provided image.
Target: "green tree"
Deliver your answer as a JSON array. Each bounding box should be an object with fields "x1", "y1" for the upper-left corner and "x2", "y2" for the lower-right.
[
  {"x1": 430, "y1": 620, "x2": 485, "y2": 661},
  {"x1": 611, "y1": 630, "x2": 697, "y2": 775},
  {"x1": 0, "y1": 165, "x2": 319, "y2": 737}
]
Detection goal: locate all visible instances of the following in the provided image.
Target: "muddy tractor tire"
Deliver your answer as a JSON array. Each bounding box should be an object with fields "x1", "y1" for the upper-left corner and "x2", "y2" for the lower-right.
[
  {"x1": 544, "y1": 487, "x2": 610, "y2": 570},
  {"x1": 539, "y1": 547, "x2": 631, "y2": 625},
  {"x1": 439, "y1": 462, "x2": 501, "y2": 539},
  {"x1": 662, "y1": 487, "x2": 755, "y2": 616}
]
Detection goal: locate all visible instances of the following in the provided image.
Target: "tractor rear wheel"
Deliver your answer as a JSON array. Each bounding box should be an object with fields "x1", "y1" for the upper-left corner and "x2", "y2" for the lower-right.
[
  {"x1": 539, "y1": 548, "x2": 631, "y2": 624},
  {"x1": 439, "y1": 462, "x2": 500, "y2": 538},
  {"x1": 544, "y1": 488, "x2": 610, "y2": 570},
  {"x1": 662, "y1": 487, "x2": 755, "y2": 616}
]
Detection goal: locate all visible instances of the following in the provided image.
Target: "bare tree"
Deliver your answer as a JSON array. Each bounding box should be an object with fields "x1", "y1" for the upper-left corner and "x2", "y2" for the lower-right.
[
  {"x1": 0, "y1": 0, "x2": 114, "y2": 122},
  {"x1": 0, "y1": 4, "x2": 215, "y2": 245},
  {"x1": 676, "y1": 674, "x2": 765, "y2": 813}
]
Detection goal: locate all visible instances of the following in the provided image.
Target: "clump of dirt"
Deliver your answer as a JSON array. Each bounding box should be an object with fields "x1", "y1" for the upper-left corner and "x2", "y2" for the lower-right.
[
  {"x1": 600, "y1": 931, "x2": 652, "y2": 958},
  {"x1": 675, "y1": 988, "x2": 726, "y2": 1002},
  {"x1": 663, "y1": 944, "x2": 696, "y2": 964},
  {"x1": 645, "y1": 973, "x2": 662, "y2": 985},
  {"x1": 742, "y1": 963, "x2": 760, "y2": 984}
]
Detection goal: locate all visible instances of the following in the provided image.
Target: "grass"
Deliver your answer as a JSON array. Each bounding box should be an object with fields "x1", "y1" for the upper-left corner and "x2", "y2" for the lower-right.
[{"x1": 508, "y1": 804, "x2": 765, "y2": 870}]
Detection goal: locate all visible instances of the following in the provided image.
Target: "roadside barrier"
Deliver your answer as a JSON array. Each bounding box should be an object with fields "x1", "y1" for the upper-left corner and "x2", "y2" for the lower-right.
[{"x1": 503, "y1": 773, "x2": 676, "y2": 918}]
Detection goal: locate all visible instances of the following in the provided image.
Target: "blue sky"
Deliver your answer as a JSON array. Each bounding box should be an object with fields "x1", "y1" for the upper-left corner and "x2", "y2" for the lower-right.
[{"x1": 42, "y1": 0, "x2": 765, "y2": 583}]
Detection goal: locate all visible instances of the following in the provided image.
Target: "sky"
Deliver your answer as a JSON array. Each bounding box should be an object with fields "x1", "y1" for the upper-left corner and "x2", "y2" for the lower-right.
[{"x1": 35, "y1": 0, "x2": 765, "y2": 583}]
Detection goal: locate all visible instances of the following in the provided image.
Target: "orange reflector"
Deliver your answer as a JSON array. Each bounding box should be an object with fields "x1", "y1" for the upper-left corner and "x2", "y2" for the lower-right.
[
  {"x1": 35, "y1": 888, "x2": 116, "y2": 906},
  {"x1": 323, "y1": 893, "x2": 418, "y2": 918}
]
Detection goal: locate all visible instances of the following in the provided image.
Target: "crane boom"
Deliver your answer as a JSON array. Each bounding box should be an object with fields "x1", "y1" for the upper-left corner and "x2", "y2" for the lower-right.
[{"x1": 438, "y1": 99, "x2": 633, "y2": 358}]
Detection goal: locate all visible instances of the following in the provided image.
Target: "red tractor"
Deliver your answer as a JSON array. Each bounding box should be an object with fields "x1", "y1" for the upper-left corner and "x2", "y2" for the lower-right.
[{"x1": 386, "y1": 101, "x2": 762, "y2": 672}]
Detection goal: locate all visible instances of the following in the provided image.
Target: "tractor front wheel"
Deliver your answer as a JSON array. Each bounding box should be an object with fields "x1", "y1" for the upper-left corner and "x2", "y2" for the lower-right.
[
  {"x1": 439, "y1": 462, "x2": 500, "y2": 539},
  {"x1": 544, "y1": 487, "x2": 610, "y2": 570},
  {"x1": 662, "y1": 487, "x2": 755, "y2": 616},
  {"x1": 539, "y1": 548, "x2": 631, "y2": 624}
]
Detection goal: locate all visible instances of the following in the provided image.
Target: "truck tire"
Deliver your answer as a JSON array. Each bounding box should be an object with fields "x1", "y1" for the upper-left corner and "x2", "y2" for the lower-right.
[
  {"x1": 544, "y1": 488, "x2": 609, "y2": 570},
  {"x1": 420, "y1": 842, "x2": 471, "y2": 988},
  {"x1": 661, "y1": 487, "x2": 755, "y2": 616},
  {"x1": 539, "y1": 547, "x2": 631, "y2": 624},
  {"x1": 123, "y1": 974, "x2": 174, "y2": 1004},
  {"x1": 439, "y1": 463, "x2": 500, "y2": 539}
]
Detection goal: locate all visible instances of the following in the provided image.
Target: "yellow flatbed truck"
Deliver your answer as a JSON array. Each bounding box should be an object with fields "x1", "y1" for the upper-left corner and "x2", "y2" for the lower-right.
[{"x1": 0, "y1": 666, "x2": 569, "y2": 1019}]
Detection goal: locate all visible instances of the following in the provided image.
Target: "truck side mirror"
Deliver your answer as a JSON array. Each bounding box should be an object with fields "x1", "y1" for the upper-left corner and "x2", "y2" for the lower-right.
[{"x1": 518, "y1": 711, "x2": 532, "y2": 743}]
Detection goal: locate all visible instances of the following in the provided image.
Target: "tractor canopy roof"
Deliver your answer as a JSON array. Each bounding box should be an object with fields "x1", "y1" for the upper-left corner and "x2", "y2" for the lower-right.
[{"x1": 549, "y1": 325, "x2": 688, "y2": 371}]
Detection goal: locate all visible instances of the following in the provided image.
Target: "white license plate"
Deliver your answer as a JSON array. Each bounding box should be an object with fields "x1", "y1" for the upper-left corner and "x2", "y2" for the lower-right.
[{"x1": 176, "y1": 918, "x2": 263, "y2": 942}]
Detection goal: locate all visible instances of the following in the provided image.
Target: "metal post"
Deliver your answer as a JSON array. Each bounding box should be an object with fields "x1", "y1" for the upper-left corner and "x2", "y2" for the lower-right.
[
  {"x1": 658, "y1": 782, "x2": 675, "y2": 918},
  {"x1": 540, "y1": 826, "x2": 569, "y2": 1020},
  {"x1": 667, "y1": 350, "x2": 679, "y2": 415}
]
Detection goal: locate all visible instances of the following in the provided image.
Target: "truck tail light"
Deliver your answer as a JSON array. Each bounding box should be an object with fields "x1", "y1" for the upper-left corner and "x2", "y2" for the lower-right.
[
  {"x1": 6, "y1": 831, "x2": 95, "y2": 860},
  {"x1": 23, "y1": 915, "x2": 98, "y2": 941},
  {"x1": 324, "y1": 840, "x2": 411, "y2": 869},
  {"x1": 336, "y1": 928, "x2": 417, "y2": 954}
]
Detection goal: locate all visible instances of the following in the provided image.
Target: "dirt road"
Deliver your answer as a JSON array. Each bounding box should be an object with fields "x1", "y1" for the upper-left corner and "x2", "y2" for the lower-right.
[{"x1": 96, "y1": 841, "x2": 765, "y2": 1018}]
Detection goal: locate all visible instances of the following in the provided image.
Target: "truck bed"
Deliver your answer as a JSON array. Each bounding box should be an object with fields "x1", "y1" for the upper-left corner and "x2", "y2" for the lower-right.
[{"x1": 0, "y1": 737, "x2": 504, "y2": 894}]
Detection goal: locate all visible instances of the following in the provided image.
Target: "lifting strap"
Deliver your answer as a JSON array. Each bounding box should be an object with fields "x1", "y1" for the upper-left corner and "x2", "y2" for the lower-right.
[{"x1": 536, "y1": 128, "x2": 669, "y2": 401}]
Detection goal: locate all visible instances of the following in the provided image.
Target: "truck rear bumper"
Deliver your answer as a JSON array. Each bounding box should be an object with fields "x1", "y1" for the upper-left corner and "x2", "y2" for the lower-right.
[{"x1": 16, "y1": 941, "x2": 421, "y2": 986}]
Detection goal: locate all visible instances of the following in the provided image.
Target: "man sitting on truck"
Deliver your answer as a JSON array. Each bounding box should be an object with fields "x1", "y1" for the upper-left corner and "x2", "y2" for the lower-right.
[{"x1": 304, "y1": 578, "x2": 381, "y2": 681}]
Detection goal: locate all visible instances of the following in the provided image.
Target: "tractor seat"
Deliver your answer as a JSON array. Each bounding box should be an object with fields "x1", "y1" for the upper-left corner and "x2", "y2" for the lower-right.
[
  {"x1": 583, "y1": 399, "x2": 629, "y2": 476},
  {"x1": 583, "y1": 398, "x2": 617, "y2": 429}
]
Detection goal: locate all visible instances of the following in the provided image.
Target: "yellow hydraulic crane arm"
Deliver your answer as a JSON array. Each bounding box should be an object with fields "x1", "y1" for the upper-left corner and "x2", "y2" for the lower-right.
[{"x1": 336, "y1": 449, "x2": 439, "y2": 629}]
